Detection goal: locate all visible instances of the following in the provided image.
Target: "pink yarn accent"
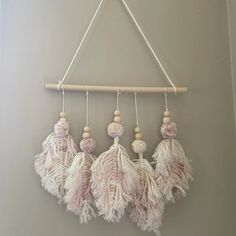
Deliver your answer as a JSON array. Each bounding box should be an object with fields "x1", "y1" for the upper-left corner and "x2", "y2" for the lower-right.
[
  {"x1": 161, "y1": 122, "x2": 177, "y2": 139},
  {"x1": 132, "y1": 140, "x2": 147, "y2": 154},
  {"x1": 107, "y1": 122, "x2": 124, "y2": 138},
  {"x1": 54, "y1": 118, "x2": 69, "y2": 137},
  {"x1": 80, "y1": 138, "x2": 96, "y2": 154}
]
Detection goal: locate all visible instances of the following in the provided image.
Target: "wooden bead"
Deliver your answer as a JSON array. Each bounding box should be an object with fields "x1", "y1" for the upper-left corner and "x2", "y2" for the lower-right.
[
  {"x1": 114, "y1": 116, "x2": 121, "y2": 123},
  {"x1": 135, "y1": 133, "x2": 142, "y2": 140},
  {"x1": 84, "y1": 126, "x2": 90, "y2": 132},
  {"x1": 114, "y1": 110, "x2": 120, "y2": 116},
  {"x1": 164, "y1": 110, "x2": 171, "y2": 117},
  {"x1": 163, "y1": 117, "x2": 171, "y2": 123},
  {"x1": 135, "y1": 127, "x2": 141, "y2": 133},
  {"x1": 82, "y1": 132, "x2": 90, "y2": 139},
  {"x1": 60, "y1": 112, "x2": 66, "y2": 118}
]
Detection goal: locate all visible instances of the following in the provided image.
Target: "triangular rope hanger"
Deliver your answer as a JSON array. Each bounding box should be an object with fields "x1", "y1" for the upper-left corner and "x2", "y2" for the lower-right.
[{"x1": 45, "y1": 0, "x2": 187, "y2": 93}]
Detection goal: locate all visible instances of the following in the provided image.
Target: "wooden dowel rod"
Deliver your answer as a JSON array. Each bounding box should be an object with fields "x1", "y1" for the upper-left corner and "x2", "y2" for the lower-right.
[{"x1": 45, "y1": 83, "x2": 188, "y2": 93}]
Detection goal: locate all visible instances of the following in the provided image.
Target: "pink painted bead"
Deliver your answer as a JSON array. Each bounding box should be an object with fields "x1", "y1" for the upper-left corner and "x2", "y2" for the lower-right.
[
  {"x1": 80, "y1": 138, "x2": 96, "y2": 154},
  {"x1": 54, "y1": 118, "x2": 69, "y2": 137},
  {"x1": 161, "y1": 122, "x2": 177, "y2": 139},
  {"x1": 107, "y1": 122, "x2": 124, "y2": 138}
]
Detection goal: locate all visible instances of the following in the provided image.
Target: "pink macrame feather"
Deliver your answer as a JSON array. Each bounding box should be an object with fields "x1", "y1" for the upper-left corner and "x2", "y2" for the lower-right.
[
  {"x1": 129, "y1": 158, "x2": 165, "y2": 235},
  {"x1": 91, "y1": 140, "x2": 138, "y2": 222},
  {"x1": 34, "y1": 118, "x2": 78, "y2": 202},
  {"x1": 65, "y1": 152, "x2": 96, "y2": 223},
  {"x1": 153, "y1": 139, "x2": 193, "y2": 202}
]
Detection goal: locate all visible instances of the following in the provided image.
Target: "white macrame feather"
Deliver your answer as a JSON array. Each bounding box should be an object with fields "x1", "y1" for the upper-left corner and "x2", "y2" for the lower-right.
[
  {"x1": 129, "y1": 158, "x2": 165, "y2": 235},
  {"x1": 153, "y1": 139, "x2": 193, "y2": 202},
  {"x1": 91, "y1": 140, "x2": 138, "y2": 222},
  {"x1": 65, "y1": 152, "x2": 96, "y2": 223},
  {"x1": 34, "y1": 133, "x2": 77, "y2": 202}
]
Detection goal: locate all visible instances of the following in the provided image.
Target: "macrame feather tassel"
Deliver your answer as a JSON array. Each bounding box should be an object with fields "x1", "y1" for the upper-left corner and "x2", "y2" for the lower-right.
[
  {"x1": 34, "y1": 112, "x2": 78, "y2": 202},
  {"x1": 91, "y1": 110, "x2": 138, "y2": 222},
  {"x1": 129, "y1": 155, "x2": 164, "y2": 235},
  {"x1": 153, "y1": 109, "x2": 193, "y2": 202},
  {"x1": 65, "y1": 126, "x2": 97, "y2": 223},
  {"x1": 129, "y1": 93, "x2": 165, "y2": 235}
]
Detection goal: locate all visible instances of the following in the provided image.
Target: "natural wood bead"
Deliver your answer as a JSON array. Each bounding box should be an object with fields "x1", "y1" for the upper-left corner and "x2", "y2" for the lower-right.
[
  {"x1": 82, "y1": 132, "x2": 90, "y2": 139},
  {"x1": 135, "y1": 133, "x2": 142, "y2": 140},
  {"x1": 84, "y1": 126, "x2": 90, "y2": 132},
  {"x1": 114, "y1": 110, "x2": 120, "y2": 116},
  {"x1": 163, "y1": 117, "x2": 171, "y2": 123},
  {"x1": 164, "y1": 110, "x2": 171, "y2": 117},
  {"x1": 60, "y1": 112, "x2": 66, "y2": 118},
  {"x1": 114, "y1": 116, "x2": 121, "y2": 123},
  {"x1": 135, "y1": 127, "x2": 141, "y2": 133}
]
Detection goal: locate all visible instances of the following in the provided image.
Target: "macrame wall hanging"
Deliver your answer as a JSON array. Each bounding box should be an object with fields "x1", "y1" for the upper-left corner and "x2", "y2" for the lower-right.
[{"x1": 34, "y1": 0, "x2": 193, "y2": 235}]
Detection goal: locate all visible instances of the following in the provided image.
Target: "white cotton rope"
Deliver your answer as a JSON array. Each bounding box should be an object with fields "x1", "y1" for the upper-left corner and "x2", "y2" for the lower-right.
[
  {"x1": 121, "y1": 0, "x2": 177, "y2": 92},
  {"x1": 164, "y1": 92, "x2": 168, "y2": 111},
  {"x1": 134, "y1": 91, "x2": 139, "y2": 127},
  {"x1": 86, "y1": 89, "x2": 89, "y2": 127},
  {"x1": 56, "y1": 0, "x2": 176, "y2": 92},
  {"x1": 116, "y1": 88, "x2": 120, "y2": 111},
  {"x1": 62, "y1": 85, "x2": 65, "y2": 113},
  {"x1": 57, "y1": 0, "x2": 105, "y2": 89}
]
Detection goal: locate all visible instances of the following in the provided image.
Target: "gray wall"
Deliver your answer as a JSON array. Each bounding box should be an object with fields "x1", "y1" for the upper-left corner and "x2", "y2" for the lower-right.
[
  {"x1": 227, "y1": 0, "x2": 236, "y2": 126},
  {"x1": 1, "y1": 0, "x2": 236, "y2": 236}
]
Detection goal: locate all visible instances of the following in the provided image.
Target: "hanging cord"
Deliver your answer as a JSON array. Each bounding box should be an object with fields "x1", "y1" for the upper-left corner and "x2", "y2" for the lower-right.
[
  {"x1": 116, "y1": 87, "x2": 120, "y2": 111},
  {"x1": 121, "y1": 0, "x2": 177, "y2": 93},
  {"x1": 62, "y1": 84, "x2": 65, "y2": 113},
  {"x1": 86, "y1": 88, "x2": 89, "y2": 127},
  {"x1": 57, "y1": 0, "x2": 177, "y2": 93},
  {"x1": 134, "y1": 90, "x2": 139, "y2": 127},
  {"x1": 57, "y1": 0, "x2": 105, "y2": 89},
  {"x1": 164, "y1": 91, "x2": 168, "y2": 111},
  {"x1": 59, "y1": 84, "x2": 66, "y2": 203}
]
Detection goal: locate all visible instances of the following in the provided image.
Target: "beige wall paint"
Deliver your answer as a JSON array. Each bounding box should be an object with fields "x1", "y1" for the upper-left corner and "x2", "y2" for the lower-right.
[{"x1": 1, "y1": 0, "x2": 236, "y2": 236}]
